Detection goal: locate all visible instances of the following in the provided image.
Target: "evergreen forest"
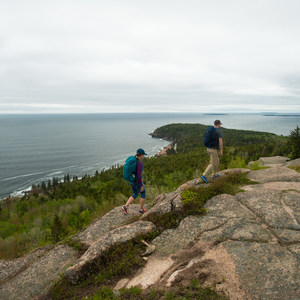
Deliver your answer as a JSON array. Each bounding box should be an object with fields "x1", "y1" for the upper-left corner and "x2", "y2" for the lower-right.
[{"x1": 0, "y1": 123, "x2": 299, "y2": 259}]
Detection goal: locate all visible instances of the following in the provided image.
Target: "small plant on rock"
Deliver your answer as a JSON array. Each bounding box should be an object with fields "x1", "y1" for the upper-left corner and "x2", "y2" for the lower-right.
[{"x1": 181, "y1": 172, "x2": 255, "y2": 215}]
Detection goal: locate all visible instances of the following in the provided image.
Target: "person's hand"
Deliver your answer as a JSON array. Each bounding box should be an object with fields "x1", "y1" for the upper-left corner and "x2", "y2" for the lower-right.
[
  {"x1": 141, "y1": 186, "x2": 145, "y2": 192},
  {"x1": 219, "y1": 149, "x2": 223, "y2": 156}
]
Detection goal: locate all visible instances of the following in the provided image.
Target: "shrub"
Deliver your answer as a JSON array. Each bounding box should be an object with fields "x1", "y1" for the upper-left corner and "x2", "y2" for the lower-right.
[
  {"x1": 88, "y1": 286, "x2": 117, "y2": 300},
  {"x1": 181, "y1": 172, "x2": 255, "y2": 215},
  {"x1": 228, "y1": 156, "x2": 247, "y2": 169}
]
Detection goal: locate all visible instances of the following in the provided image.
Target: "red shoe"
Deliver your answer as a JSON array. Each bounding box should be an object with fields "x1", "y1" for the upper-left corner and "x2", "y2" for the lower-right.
[
  {"x1": 139, "y1": 208, "x2": 146, "y2": 214},
  {"x1": 122, "y1": 206, "x2": 128, "y2": 215}
]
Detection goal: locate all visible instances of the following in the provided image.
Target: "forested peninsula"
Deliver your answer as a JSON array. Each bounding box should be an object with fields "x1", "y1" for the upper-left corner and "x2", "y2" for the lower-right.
[{"x1": 1, "y1": 123, "x2": 299, "y2": 260}]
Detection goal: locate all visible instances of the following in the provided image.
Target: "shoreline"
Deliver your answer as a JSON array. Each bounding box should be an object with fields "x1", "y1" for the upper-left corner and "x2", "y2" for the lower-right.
[
  {"x1": 155, "y1": 143, "x2": 172, "y2": 157},
  {"x1": 0, "y1": 141, "x2": 170, "y2": 201}
]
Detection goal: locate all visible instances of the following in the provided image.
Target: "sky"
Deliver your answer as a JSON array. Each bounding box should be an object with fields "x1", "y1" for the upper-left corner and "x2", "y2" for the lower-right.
[{"x1": 0, "y1": 0, "x2": 300, "y2": 114}]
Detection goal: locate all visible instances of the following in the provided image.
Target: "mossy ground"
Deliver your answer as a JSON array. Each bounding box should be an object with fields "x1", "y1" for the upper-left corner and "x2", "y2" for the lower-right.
[
  {"x1": 86, "y1": 280, "x2": 227, "y2": 299},
  {"x1": 45, "y1": 237, "x2": 148, "y2": 300}
]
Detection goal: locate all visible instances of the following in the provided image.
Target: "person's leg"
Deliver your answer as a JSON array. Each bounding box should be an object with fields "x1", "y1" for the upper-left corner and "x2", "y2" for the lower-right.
[
  {"x1": 139, "y1": 184, "x2": 146, "y2": 210},
  {"x1": 140, "y1": 197, "x2": 145, "y2": 209},
  {"x1": 203, "y1": 148, "x2": 214, "y2": 176},
  {"x1": 125, "y1": 196, "x2": 135, "y2": 208},
  {"x1": 208, "y1": 149, "x2": 219, "y2": 176},
  {"x1": 210, "y1": 149, "x2": 219, "y2": 176},
  {"x1": 123, "y1": 182, "x2": 138, "y2": 211}
]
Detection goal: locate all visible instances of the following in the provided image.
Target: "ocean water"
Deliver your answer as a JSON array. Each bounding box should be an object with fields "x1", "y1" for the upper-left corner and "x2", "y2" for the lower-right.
[{"x1": 0, "y1": 113, "x2": 299, "y2": 199}]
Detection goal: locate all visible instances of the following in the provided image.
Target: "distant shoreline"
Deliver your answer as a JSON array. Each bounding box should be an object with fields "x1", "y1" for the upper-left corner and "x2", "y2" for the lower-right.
[
  {"x1": 203, "y1": 113, "x2": 229, "y2": 115},
  {"x1": 264, "y1": 115, "x2": 300, "y2": 117}
]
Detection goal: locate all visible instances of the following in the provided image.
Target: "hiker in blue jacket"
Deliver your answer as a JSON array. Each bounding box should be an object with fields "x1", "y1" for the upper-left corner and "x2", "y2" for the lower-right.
[
  {"x1": 201, "y1": 120, "x2": 223, "y2": 183},
  {"x1": 122, "y1": 148, "x2": 147, "y2": 215}
]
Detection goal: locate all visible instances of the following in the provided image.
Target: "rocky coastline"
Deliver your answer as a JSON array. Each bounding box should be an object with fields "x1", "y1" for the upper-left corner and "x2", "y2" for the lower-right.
[{"x1": 155, "y1": 144, "x2": 172, "y2": 157}]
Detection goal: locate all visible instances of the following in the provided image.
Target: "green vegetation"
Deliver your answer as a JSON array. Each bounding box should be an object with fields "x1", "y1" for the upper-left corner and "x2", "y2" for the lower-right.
[
  {"x1": 85, "y1": 281, "x2": 226, "y2": 299},
  {"x1": 181, "y1": 171, "x2": 255, "y2": 215},
  {"x1": 0, "y1": 124, "x2": 298, "y2": 260},
  {"x1": 289, "y1": 125, "x2": 300, "y2": 159},
  {"x1": 249, "y1": 161, "x2": 268, "y2": 170},
  {"x1": 48, "y1": 234, "x2": 151, "y2": 300},
  {"x1": 289, "y1": 166, "x2": 300, "y2": 173},
  {"x1": 144, "y1": 171, "x2": 255, "y2": 232}
]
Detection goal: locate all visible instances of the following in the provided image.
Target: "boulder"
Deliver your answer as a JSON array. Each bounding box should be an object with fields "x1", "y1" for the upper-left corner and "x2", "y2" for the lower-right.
[
  {"x1": 152, "y1": 215, "x2": 227, "y2": 256},
  {"x1": 247, "y1": 166, "x2": 300, "y2": 183},
  {"x1": 258, "y1": 156, "x2": 290, "y2": 165},
  {"x1": 65, "y1": 221, "x2": 156, "y2": 284},
  {"x1": 157, "y1": 240, "x2": 300, "y2": 300},
  {"x1": 0, "y1": 245, "x2": 53, "y2": 283},
  {"x1": 219, "y1": 241, "x2": 300, "y2": 300},
  {"x1": 200, "y1": 217, "x2": 274, "y2": 243},
  {"x1": 236, "y1": 188, "x2": 298, "y2": 230},
  {"x1": 141, "y1": 192, "x2": 182, "y2": 220},
  {"x1": 284, "y1": 158, "x2": 300, "y2": 167},
  {"x1": 0, "y1": 245, "x2": 77, "y2": 300},
  {"x1": 75, "y1": 204, "x2": 142, "y2": 246}
]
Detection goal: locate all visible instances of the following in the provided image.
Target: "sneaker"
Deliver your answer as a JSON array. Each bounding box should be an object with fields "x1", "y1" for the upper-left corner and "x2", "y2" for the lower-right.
[
  {"x1": 139, "y1": 208, "x2": 146, "y2": 214},
  {"x1": 200, "y1": 175, "x2": 209, "y2": 183},
  {"x1": 121, "y1": 205, "x2": 128, "y2": 215},
  {"x1": 212, "y1": 174, "x2": 220, "y2": 179}
]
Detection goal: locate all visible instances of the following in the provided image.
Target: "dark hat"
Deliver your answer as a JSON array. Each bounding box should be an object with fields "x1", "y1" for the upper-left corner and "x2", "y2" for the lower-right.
[
  {"x1": 137, "y1": 148, "x2": 147, "y2": 155},
  {"x1": 214, "y1": 120, "x2": 222, "y2": 125}
]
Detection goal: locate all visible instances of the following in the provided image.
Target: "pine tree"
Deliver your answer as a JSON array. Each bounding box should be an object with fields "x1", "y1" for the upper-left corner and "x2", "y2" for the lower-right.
[
  {"x1": 50, "y1": 215, "x2": 65, "y2": 243},
  {"x1": 41, "y1": 181, "x2": 47, "y2": 191},
  {"x1": 289, "y1": 125, "x2": 300, "y2": 159}
]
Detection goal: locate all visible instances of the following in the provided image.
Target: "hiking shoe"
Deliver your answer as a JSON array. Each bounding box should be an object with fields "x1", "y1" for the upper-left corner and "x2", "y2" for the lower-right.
[
  {"x1": 200, "y1": 175, "x2": 209, "y2": 183},
  {"x1": 121, "y1": 205, "x2": 128, "y2": 215},
  {"x1": 139, "y1": 208, "x2": 146, "y2": 214},
  {"x1": 212, "y1": 174, "x2": 220, "y2": 179}
]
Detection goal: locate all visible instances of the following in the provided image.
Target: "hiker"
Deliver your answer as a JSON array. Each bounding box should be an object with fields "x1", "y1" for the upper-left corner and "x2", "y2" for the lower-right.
[
  {"x1": 201, "y1": 120, "x2": 223, "y2": 183},
  {"x1": 122, "y1": 148, "x2": 147, "y2": 215}
]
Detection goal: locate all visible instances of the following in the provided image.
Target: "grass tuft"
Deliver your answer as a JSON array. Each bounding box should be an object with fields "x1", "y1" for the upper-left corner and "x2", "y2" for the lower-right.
[
  {"x1": 249, "y1": 161, "x2": 268, "y2": 170},
  {"x1": 288, "y1": 165, "x2": 300, "y2": 173}
]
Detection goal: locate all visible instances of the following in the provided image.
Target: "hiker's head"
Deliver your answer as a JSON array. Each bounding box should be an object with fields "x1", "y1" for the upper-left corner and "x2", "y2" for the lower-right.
[
  {"x1": 136, "y1": 148, "x2": 147, "y2": 159},
  {"x1": 214, "y1": 120, "x2": 222, "y2": 128}
]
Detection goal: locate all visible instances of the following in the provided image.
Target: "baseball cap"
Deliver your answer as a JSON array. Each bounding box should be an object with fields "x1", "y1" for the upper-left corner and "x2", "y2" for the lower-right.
[
  {"x1": 137, "y1": 148, "x2": 147, "y2": 155},
  {"x1": 214, "y1": 120, "x2": 222, "y2": 125}
]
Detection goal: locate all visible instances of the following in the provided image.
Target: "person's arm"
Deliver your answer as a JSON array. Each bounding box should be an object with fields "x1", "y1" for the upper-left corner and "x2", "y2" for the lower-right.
[{"x1": 219, "y1": 138, "x2": 223, "y2": 156}]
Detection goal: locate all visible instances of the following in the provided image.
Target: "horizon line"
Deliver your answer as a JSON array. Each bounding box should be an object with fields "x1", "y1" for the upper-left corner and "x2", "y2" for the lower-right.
[{"x1": 1, "y1": 112, "x2": 300, "y2": 115}]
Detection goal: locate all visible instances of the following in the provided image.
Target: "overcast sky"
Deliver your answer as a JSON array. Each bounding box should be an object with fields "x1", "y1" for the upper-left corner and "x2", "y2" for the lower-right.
[{"x1": 0, "y1": 0, "x2": 300, "y2": 114}]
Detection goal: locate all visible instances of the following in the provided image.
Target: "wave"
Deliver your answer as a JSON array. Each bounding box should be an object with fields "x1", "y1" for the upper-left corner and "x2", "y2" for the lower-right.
[
  {"x1": 10, "y1": 186, "x2": 32, "y2": 197},
  {"x1": 0, "y1": 171, "x2": 46, "y2": 182},
  {"x1": 0, "y1": 166, "x2": 78, "y2": 182}
]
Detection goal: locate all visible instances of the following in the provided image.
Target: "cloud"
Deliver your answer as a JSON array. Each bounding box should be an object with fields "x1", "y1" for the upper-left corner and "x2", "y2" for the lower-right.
[{"x1": 0, "y1": 0, "x2": 300, "y2": 113}]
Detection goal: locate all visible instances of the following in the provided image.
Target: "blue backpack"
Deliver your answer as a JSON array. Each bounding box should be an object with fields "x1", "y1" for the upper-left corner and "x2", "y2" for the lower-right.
[
  {"x1": 123, "y1": 156, "x2": 138, "y2": 182},
  {"x1": 204, "y1": 126, "x2": 219, "y2": 148}
]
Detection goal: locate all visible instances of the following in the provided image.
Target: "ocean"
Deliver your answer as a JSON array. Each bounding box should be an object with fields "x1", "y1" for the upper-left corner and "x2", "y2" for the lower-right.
[{"x1": 0, "y1": 113, "x2": 299, "y2": 199}]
